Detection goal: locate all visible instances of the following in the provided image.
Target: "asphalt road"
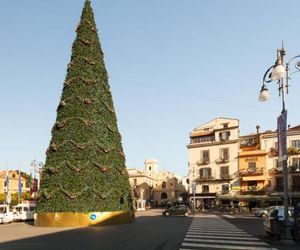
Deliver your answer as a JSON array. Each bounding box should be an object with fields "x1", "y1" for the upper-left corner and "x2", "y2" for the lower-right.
[
  {"x1": 0, "y1": 209, "x2": 193, "y2": 250},
  {"x1": 221, "y1": 214, "x2": 300, "y2": 250}
]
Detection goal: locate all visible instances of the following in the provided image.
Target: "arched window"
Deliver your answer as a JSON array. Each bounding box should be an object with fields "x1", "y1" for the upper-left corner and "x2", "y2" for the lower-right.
[{"x1": 162, "y1": 181, "x2": 167, "y2": 188}]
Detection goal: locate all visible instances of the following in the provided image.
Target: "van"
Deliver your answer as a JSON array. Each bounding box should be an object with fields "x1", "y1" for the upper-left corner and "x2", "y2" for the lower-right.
[
  {"x1": 13, "y1": 203, "x2": 36, "y2": 221},
  {"x1": 0, "y1": 205, "x2": 13, "y2": 224}
]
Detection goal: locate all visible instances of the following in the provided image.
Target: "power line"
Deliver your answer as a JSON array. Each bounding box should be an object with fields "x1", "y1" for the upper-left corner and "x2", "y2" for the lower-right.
[{"x1": 110, "y1": 76, "x2": 300, "y2": 116}]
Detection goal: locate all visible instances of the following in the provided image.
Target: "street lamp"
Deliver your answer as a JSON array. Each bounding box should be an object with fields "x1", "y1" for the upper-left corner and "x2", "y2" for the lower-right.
[{"x1": 259, "y1": 45, "x2": 300, "y2": 244}]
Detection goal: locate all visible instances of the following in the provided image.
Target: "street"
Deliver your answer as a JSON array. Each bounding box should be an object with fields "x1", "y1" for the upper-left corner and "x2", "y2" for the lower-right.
[{"x1": 0, "y1": 210, "x2": 299, "y2": 250}]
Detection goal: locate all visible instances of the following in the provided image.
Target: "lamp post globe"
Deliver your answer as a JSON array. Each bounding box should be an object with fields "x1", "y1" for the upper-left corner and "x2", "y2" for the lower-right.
[{"x1": 271, "y1": 64, "x2": 286, "y2": 81}]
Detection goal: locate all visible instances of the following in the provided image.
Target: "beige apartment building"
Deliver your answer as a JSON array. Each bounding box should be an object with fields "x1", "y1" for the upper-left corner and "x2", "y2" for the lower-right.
[
  {"x1": 260, "y1": 125, "x2": 300, "y2": 204},
  {"x1": 187, "y1": 117, "x2": 240, "y2": 209},
  {"x1": 0, "y1": 170, "x2": 30, "y2": 201},
  {"x1": 127, "y1": 159, "x2": 186, "y2": 210}
]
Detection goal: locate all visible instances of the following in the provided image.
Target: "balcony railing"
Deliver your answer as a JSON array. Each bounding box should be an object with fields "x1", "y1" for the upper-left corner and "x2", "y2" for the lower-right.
[
  {"x1": 215, "y1": 157, "x2": 229, "y2": 164},
  {"x1": 268, "y1": 166, "x2": 300, "y2": 175},
  {"x1": 196, "y1": 159, "x2": 210, "y2": 166},
  {"x1": 240, "y1": 186, "x2": 264, "y2": 194},
  {"x1": 239, "y1": 167, "x2": 264, "y2": 176},
  {"x1": 220, "y1": 174, "x2": 233, "y2": 180},
  {"x1": 197, "y1": 176, "x2": 215, "y2": 182}
]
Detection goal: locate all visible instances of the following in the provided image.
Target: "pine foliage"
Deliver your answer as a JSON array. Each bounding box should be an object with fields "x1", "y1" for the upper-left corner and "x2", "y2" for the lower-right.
[{"x1": 36, "y1": 0, "x2": 132, "y2": 213}]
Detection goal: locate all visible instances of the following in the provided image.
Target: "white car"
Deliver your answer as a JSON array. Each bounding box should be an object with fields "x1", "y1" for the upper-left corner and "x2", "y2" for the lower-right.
[
  {"x1": 13, "y1": 203, "x2": 36, "y2": 221},
  {"x1": 0, "y1": 205, "x2": 13, "y2": 224},
  {"x1": 263, "y1": 206, "x2": 294, "y2": 236}
]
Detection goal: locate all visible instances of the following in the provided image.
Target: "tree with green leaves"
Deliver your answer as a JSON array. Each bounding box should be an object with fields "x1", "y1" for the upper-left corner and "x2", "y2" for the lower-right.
[{"x1": 36, "y1": 0, "x2": 132, "y2": 214}]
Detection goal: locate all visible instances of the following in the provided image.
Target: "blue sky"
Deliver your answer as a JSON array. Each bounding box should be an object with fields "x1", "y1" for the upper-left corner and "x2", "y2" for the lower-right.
[{"x1": 1, "y1": 0, "x2": 300, "y2": 176}]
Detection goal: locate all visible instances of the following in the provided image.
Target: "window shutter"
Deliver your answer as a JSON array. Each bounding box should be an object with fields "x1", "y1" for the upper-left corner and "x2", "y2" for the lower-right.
[
  {"x1": 200, "y1": 169, "x2": 203, "y2": 178},
  {"x1": 208, "y1": 168, "x2": 211, "y2": 177}
]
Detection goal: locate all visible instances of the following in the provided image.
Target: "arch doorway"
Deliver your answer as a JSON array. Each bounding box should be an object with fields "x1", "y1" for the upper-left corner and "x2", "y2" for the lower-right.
[{"x1": 161, "y1": 192, "x2": 168, "y2": 199}]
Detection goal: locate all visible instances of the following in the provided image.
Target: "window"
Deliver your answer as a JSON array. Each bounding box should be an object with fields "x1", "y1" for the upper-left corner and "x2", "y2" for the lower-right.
[
  {"x1": 223, "y1": 123, "x2": 229, "y2": 128},
  {"x1": 248, "y1": 162, "x2": 256, "y2": 172},
  {"x1": 170, "y1": 182, "x2": 173, "y2": 187},
  {"x1": 162, "y1": 181, "x2": 166, "y2": 188},
  {"x1": 24, "y1": 207, "x2": 28, "y2": 212},
  {"x1": 201, "y1": 150, "x2": 210, "y2": 163},
  {"x1": 220, "y1": 166, "x2": 229, "y2": 178},
  {"x1": 275, "y1": 141, "x2": 278, "y2": 150},
  {"x1": 292, "y1": 158, "x2": 300, "y2": 166},
  {"x1": 268, "y1": 180, "x2": 272, "y2": 187},
  {"x1": 134, "y1": 179, "x2": 137, "y2": 186},
  {"x1": 248, "y1": 181, "x2": 257, "y2": 188},
  {"x1": 222, "y1": 184, "x2": 229, "y2": 193},
  {"x1": 202, "y1": 185, "x2": 209, "y2": 193},
  {"x1": 149, "y1": 166, "x2": 152, "y2": 171},
  {"x1": 12, "y1": 174, "x2": 16, "y2": 178},
  {"x1": 191, "y1": 135, "x2": 215, "y2": 144},
  {"x1": 220, "y1": 148, "x2": 229, "y2": 161},
  {"x1": 292, "y1": 140, "x2": 300, "y2": 149},
  {"x1": 200, "y1": 168, "x2": 211, "y2": 178},
  {"x1": 219, "y1": 131, "x2": 230, "y2": 141}
]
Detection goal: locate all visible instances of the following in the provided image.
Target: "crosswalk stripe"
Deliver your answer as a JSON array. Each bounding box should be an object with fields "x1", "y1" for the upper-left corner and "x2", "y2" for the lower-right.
[
  {"x1": 184, "y1": 237, "x2": 269, "y2": 246},
  {"x1": 181, "y1": 242, "x2": 277, "y2": 250},
  {"x1": 180, "y1": 214, "x2": 277, "y2": 250},
  {"x1": 186, "y1": 234, "x2": 259, "y2": 240}
]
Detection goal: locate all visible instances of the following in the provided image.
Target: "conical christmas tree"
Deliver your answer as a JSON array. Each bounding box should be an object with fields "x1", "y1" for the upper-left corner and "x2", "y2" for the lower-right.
[{"x1": 35, "y1": 0, "x2": 133, "y2": 226}]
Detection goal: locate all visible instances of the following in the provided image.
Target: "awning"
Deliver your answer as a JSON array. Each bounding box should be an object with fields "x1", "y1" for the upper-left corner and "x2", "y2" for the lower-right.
[
  {"x1": 217, "y1": 194, "x2": 270, "y2": 201},
  {"x1": 190, "y1": 196, "x2": 216, "y2": 199},
  {"x1": 242, "y1": 176, "x2": 266, "y2": 181}
]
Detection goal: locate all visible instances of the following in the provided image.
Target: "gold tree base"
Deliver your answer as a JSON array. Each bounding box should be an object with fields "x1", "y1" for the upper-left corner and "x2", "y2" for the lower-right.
[{"x1": 34, "y1": 210, "x2": 135, "y2": 227}]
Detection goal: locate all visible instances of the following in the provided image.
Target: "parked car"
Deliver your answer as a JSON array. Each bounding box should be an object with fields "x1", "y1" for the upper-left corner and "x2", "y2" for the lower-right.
[
  {"x1": 0, "y1": 205, "x2": 13, "y2": 224},
  {"x1": 13, "y1": 203, "x2": 36, "y2": 221},
  {"x1": 263, "y1": 206, "x2": 294, "y2": 236},
  {"x1": 162, "y1": 205, "x2": 191, "y2": 216},
  {"x1": 253, "y1": 206, "x2": 278, "y2": 217}
]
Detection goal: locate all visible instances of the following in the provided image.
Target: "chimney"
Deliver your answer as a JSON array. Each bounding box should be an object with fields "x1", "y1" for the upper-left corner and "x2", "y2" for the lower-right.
[{"x1": 256, "y1": 125, "x2": 260, "y2": 149}]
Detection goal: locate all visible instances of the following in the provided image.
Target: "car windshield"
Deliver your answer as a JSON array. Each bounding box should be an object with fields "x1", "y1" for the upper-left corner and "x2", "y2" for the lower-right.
[{"x1": 14, "y1": 207, "x2": 22, "y2": 212}]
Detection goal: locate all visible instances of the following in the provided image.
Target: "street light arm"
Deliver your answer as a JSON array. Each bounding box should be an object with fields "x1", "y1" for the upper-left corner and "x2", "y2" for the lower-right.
[
  {"x1": 287, "y1": 54, "x2": 300, "y2": 65},
  {"x1": 263, "y1": 64, "x2": 276, "y2": 84}
]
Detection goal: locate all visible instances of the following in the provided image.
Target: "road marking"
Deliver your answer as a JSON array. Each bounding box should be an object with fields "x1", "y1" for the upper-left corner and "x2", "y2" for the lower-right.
[
  {"x1": 184, "y1": 238, "x2": 268, "y2": 245},
  {"x1": 180, "y1": 214, "x2": 278, "y2": 250},
  {"x1": 186, "y1": 234, "x2": 259, "y2": 240},
  {"x1": 181, "y1": 242, "x2": 277, "y2": 250}
]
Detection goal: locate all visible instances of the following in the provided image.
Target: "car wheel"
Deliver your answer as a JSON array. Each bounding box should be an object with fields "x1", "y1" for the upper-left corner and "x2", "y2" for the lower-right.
[
  {"x1": 165, "y1": 212, "x2": 170, "y2": 216},
  {"x1": 184, "y1": 212, "x2": 189, "y2": 217}
]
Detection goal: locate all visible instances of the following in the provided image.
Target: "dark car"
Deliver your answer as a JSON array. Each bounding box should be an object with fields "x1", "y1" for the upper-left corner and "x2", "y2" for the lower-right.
[{"x1": 162, "y1": 205, "x2": 190, "y2": 217}]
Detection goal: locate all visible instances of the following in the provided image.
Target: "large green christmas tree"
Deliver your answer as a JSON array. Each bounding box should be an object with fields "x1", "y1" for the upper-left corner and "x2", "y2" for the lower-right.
[{"x1": 36, "y1": 0, "x2": 132, "y2": 214}]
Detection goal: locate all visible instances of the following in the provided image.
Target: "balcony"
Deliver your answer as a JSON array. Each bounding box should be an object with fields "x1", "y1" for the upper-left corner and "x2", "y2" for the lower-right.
[
  {"x1": 239, "y1": 167, "x2": 264, "y2": 176},
  {"x1": 215, "y1": 157, "x2": 229, "y2": 164},
  {"x1": 196, "y1": 159, "x2": 210, "y2": 166},
  {"x1": 240, "y1": 186, "x2": 265, "y2": 194},
  {"x1": 220, "y1": 174, "x2": 233, "y2": 180},
  {"x1": 197, "y1": 176, "x2": 215, "y2": 183},
  {"x1": 268, "y1": 166, "x2": 300, "y2": 175}
]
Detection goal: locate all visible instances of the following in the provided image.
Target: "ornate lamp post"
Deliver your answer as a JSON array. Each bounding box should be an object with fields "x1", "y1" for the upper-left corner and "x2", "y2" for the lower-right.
[{"x1": 259, "y1": 45, "x2": 300, "y2": 244}]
